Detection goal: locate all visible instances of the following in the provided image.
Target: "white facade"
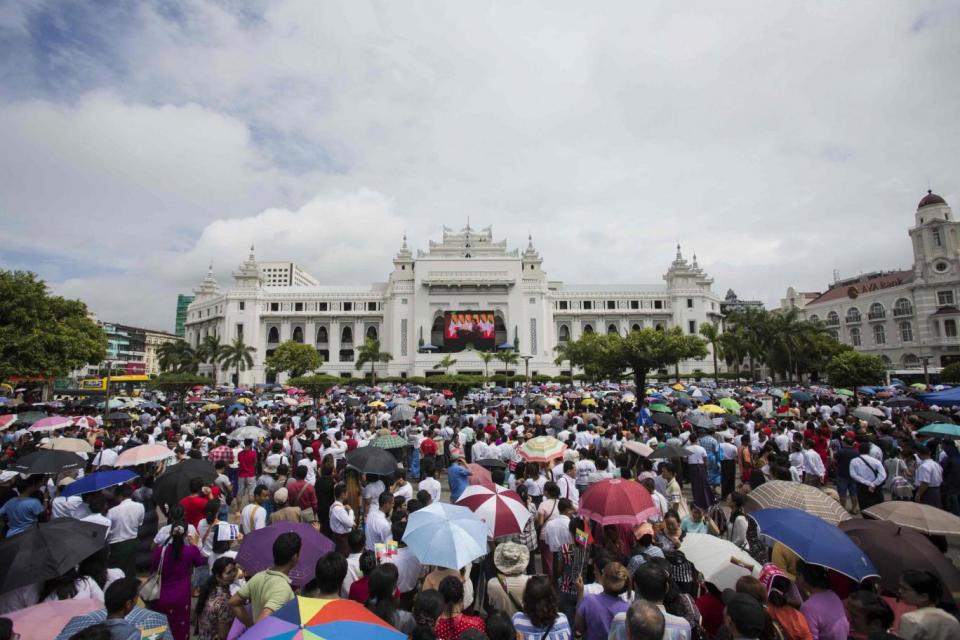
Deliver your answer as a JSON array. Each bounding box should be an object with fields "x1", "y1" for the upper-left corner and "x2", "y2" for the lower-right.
[
  {"x1": 782, "y1": 191, "x2": 960, "y2": 374},
  {"x1": 185, "y1": 226, "x2": 723, "y2": 385},
  {"x1": 257, "y1": 260, "x2": 320, "y2": 287}
]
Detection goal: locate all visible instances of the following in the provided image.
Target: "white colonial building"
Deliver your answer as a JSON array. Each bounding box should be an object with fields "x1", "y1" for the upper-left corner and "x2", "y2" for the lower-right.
[
  {"x1": 185, "y1": 226, "x2": 723, "y2": 385},
  {"x1": 782, "y1": 190, "x2": 960, "y2": 375}
]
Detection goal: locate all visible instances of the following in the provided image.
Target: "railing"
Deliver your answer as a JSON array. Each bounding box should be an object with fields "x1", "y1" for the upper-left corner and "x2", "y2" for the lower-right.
[
  {"x1": 893, "y1": 307, "x2": 913, "y2": 317},
  {"x1": 845, "y1": 315, "x2": 861, "y2": 324},
  {"x1": 868, "y1": 311, "x2": 886, "y2": 320}
]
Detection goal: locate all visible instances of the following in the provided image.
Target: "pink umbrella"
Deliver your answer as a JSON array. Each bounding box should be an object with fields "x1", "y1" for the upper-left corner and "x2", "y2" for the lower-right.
[
  {"x1": 456, "y1": 483, "x2": 530, "y2": 538},
  {"x1": 466, "y1": 463, "x2": 493, "y2": 486},
  {"x1": 7, "y1": 598, "x2": 102, "y2": 640},
  {"x1": 29, "y1": 416, "x2": 73, "y2": 432},
  {"x1": 0, "y1": 415, "x2": 16, "y2": 431},
  {"x1": 71, "y1": 416, "x2": 98, "y2": 429},
  {"x1": 115, "y1": 444, "x2": 175, "y2": 467}
]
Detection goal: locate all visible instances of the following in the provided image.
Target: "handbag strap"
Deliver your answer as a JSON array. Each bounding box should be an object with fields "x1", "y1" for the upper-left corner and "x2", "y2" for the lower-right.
[{"x1": 497, "y1": 575, "x2": 524, "y2": 612}]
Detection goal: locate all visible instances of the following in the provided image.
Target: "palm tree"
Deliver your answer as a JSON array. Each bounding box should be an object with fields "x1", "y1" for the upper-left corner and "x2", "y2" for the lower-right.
[
  {"x1": 433, "y1": 354, "x2": 458, "y2": 375},
  {"x1": 158, "y1": 340, "x2": 200, "y2": 374},
  {"x1": 355, "y1": 338, "x2": 393, "y2": 386},
  {"x1": 198, "y1": 334, "x2": 226, "y2": 367},
  {"x1": 495, "y1": 349, "x2": 519, "y2": 387},
  {"x1": 699, "y1": 322, "x2": 722, "y2": 384},
  {"x1": 477, "y1": 350, "x2": 495, "y2": 382},
  {"x1": 220, "y1": 337, "x2": 256, "y2": 386},
  {"x1": 719, "y1": 325, "x2": 747, "y2": 383}
]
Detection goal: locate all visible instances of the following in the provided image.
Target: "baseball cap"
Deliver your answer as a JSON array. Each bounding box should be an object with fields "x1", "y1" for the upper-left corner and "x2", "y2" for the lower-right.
[{"x1": 722, "y1": 590, "x2": 766, "y2": 637}]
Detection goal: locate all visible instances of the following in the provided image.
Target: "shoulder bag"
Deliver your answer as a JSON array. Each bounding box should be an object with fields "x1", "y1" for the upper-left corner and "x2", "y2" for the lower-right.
[{"x1": 140, "y1": 544, "x2": 167, "y2": 602}]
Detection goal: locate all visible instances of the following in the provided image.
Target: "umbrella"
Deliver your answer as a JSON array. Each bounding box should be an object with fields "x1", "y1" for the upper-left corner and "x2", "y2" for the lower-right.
[
  {"x1": 862, "y1": 501, "x2": 960, "y2": 537},
  {"x1": 40, "y1": 437, "x2": 93, "y2": 453},
  {"x1": 751, "y1": 508, "x2": 877, "y2": 582},
  {"x1": 581, "y1": 398, "x2": 597, "y2": 407},
  {"x1": 236, "y1": 596, "x2": 405, "y2": 640},
  {"x1": 579, "y1": 479, "x2": 658, "y2": 525},
  {"x1": 835, "y1": 388, "x2": 855, "y2": 397},
  {"x1": 201, "y1": 403, "x2": 222, "y2": 411},
  {"x1": 790, "y1": 391, "x2": 813, "y2": 402},
  {"x1": 114, "y1": 444, "x2": 175, "y2": 467},
  {"x1": 105, "y1": 411, "x2": 132, "y2": 422},
  {"x1": 474, "y1": 458, "x2": 508, "y2": 470},
  {"x1": 62, "y1": 470, "x2": 139, "y2": 497},
  {"x1": 652, "y1": 413, "x2": 679, "y2": 428},
  {"x1": 698, "y1": 404, "x2": 727, "y2": 414},
  {"x1": 884, "y1": 397, "x2": 918, "y2": 408},
  {"x1": 345, "y1": 447, "x2": 399, "y2": 476},
  {"x1": 0, "y1": 518, "x2": 107, "y2": 592},
  {"x1": 70, "y1": 416, "x2": 99, "y2": 429},
  {"x1": 623, "y1": 441, "x2": 654, "y2": 457},
  {"x1": 230, "y1": 426, "x2": 269, "y2": 441},
  {"x1": 14, "y1": 410, "x2": 46, "y2": 425},
  {"x1": 28, "y1": 416, "x2": 73, "y2": 432},
  {"x1": 857, "y1": 406, "x2": 886, "y2": 418},
  {"x1": 153, "y1": 459, "x2": 216, "y2": 506},
  {"x1": 236, "y1": 521, "x2": 334, "y2": 587},
  {"x1": 0, "y1": 414, "x2": 16, "y2": 430},
  {"x1": 138, "y1": 401, "x2": 163, "y2": 410},
  {"x1": 911, "y1": 383, "x2": 928, "y2": 390},
  {"x1": 7, "y1": 598, "x2": 103, "y2": 640},
  {"x1": 916, "y1": 423, "x2": 960, "y2": 438},
  {"x1": 466, "y1": 463, "x2": 494, "y2": 486},
  {"x1": 518, "y1": 436, "x2": 566, "y2": 463},
  {"x1": 648, "y1": 403, "x2": 672, "y2": 413},
  {"x1": 914, "y1": 411, "x2": 954, "y2": 424},
  {"x1": 743, "y1": 480, "x2": 852, "y2": 526},
  {"x1": 511, "y1": 397, "x2": 527, "y2": 407},
  {"x1": 390, "y1": 404, "x2": 415, "y2": 421},
  {"x1": 368, "y1": 400, "x2": 386, "y2": 408},
  {"x1": 9, "y1": 450, "x2": 84, "y2": 475},
  {"x1": 717, "y1": 398, "x2": 742, "y2": 413},
  {"x1": 549, "y1": 415, "x2": 568, "y2": 429},
  {"x1": 688, "y1": 412, "x2": 715, "y2": 430},
  {"x1": 403, "y1": 502, "x2": 489, "y2": 569},
  {"x1": 455, "y1": 484, "x2": 531, "y2": 538},
  {"x1": 839, "y1": 519, "x2": 960, "y2": 602},
  {"x1": 57, "y1": 606, "x2": 175, "y2": 640},
  {"x1": 851, "y1": 409, "x2": 881, "y2": 426},
  {"x1": 370, "y1": 434, "x2": 408, "y2": 449},
  {"x1": 648, "y1": 444, "x2": 691, "y2": 460},
  {"x1": 680, "y1": 533, "x2": 760, "y2": 590}
]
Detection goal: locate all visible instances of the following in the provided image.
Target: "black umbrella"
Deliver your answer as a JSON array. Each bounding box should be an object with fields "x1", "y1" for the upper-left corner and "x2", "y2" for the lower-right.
[
  {"x1": 914, "y1": 411, "x2": 954, "y2": 424},
  {"x1": 106, "y1": 411, "x2": 132, "y2": 421},
  {"x1": 0, "y1": 518, "x2": 108, "y2": 592},
  {"x1": 344, "y1": 397, "x2": 362, "y2": 407},
  {"x1": 474, "y1": 458, "x2": 507, "y2": 470},
  {"x1": 884, "y1": 397, "x2": 917, "y2": 408},
  {"x1": 648, "y1": 444, "x2": 691, "y2": 460},
  {"x1": 687, "y1": 412, "x2": 714, "y2": 430},
  {"x1": 510, "y1": 397, "x2": 527, "y2": 407},
  {"x1": 652, "y1": 413, "x2": 679, "y2": 428},
  {"x1": 718, "y1": 413, "x2": 740, "y2": 424},
  {"x1": 153, "y1": 459, "x2": 217, "y2": 506},
  {"x1": 549, "y1": 415, "x2": 568, "y2": 429},
  {"x1": 9, "y1": 450, "x2": 84, "y2": 475},
  {"x1": 345, "y1": 447, "x2": 398, "y2": 476}
]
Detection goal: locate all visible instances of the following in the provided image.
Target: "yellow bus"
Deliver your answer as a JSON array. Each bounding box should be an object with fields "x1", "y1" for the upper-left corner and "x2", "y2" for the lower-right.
[{"x1": 79, "y1": 375, "x2": 150, "y2": 395}]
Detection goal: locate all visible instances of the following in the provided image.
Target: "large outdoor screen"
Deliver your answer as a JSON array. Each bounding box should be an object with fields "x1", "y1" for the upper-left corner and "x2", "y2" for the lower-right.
[{"x1": 443, "y1": 311, "x2": 496, "y2": 352}]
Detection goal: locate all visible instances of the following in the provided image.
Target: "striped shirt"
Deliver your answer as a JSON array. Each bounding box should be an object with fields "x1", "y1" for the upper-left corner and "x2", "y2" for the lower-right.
[{"x1": 513, "y1": 612, "x2": 572, "y2": 640}]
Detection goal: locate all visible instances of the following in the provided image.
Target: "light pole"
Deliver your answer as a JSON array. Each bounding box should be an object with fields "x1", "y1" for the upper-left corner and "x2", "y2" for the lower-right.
[
  {"x1": 520, "y1": 355, "x2": 533, "y2": 388},
  {"x1": 921, "y1": 355, "x2": 931, "y2": 387},
  {"x1": 102, "y1": 359, "x2": 113, "y2": 422}
]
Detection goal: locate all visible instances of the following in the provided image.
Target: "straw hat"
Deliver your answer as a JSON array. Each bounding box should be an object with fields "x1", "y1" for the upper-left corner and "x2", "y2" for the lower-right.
[
  {"x1": 273, "y1": 487, "x2": 289, "y2": 504},
  {"x1": 493, "y1": 542, "x2": 530, "y2": 576}
]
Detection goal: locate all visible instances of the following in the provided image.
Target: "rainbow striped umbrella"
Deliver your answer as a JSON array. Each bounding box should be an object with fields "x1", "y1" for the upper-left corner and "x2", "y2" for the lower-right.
[
  {"x1": 238, "y1": 596, "x2": 404, "y2": 640},
  {"x1": 518, "y1": 435, "x2": 566, "y2": 463}
]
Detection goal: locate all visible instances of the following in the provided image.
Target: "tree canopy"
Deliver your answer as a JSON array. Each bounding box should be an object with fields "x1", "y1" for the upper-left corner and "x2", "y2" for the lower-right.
[
  {"x1": 940, "y1": 361, "x2": 960, "y2": 384},
  {"x1": 825, "y1": 351, "x2": 887, "y2": 389},
  {"x1": 0, "y1": 270, "x2": 106, "y2": 378},
  {"x1": 266, "y1": 340, "x2": 320, "y2": 378}
]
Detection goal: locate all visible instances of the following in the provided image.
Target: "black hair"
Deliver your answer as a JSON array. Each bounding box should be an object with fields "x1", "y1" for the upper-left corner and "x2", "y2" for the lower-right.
[
  {"x1": 366, "y1": 563, "x2": 400, "y2": 626},
  {"x1": 67, "y1": 624, "x2": 112, "y2": 640},
  {"x1": 798, "y1": 561, "x2": 830, "y2": 590},
  {"x1": 347, "y1": 528, "x2": 366, "y2": 553},
  {"x1": 901, "y1": 569, "x2": 943, "y2": 604},
  {"x1": 272, "y1": 531, "x2": 302, "y2": 566},
  {"x1": 378, "y1": 491, "x2": 394, "y2": 508},
  {"x1": 412, "y1": 589, "x2": 445, "y2": 640},
  {"x1": 633, "y1": 562, "x2": 669, "y2": 602},
  {"x1": 254, "y1": 483, "x2": 269, "y2": 498},
  {"x1": 359, "y1": 550, "x2": 377, "y2": 576},
  {"x1": 195, "y1": 556, "x2": 236, "y2": 624},
  {"x1": 543, "y1": 481, "x2": 560, "y2": 499},
  {"x1": 334, "y1": 482, "x2": 348, "y2": 500},
  {"x1": 485, "y1": 611, "x2": 516, "y2": 640},
  {"x1": 204, "y1": 499, "x2": 221, "y2": 524},
  {"x1": 847, "y1": 589, "x2": 894, "y2": 630},
  {"x1": 438, "y1": 575, "x2": 464, "y2": 617},
  {"x1": 416, "y1": 489, "x2": 432, "y2": 505},
  {"x1": 189, "y1": 477, "x2": 204, "y2": 494},
  {"x1": 104, "y1": 577, "x2": 140, "y2": 614},
  {"x1": 294, "y1": 465, "x2": 308, "y2": 480},
  {"x1": 522, "y1": 575, "x2": 559, "y2": 629},
  {"x1": 315, "y1": 552, "x2": 349, "y2": 595},
  {"x1": 87, "y1": 493, "x2": 108, "y2": 514}
]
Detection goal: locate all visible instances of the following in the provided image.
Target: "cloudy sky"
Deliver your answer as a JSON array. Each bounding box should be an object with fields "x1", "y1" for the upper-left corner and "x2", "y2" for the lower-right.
[{"x1": 2, "y1": 1, "x2": 958, "y2": 331}]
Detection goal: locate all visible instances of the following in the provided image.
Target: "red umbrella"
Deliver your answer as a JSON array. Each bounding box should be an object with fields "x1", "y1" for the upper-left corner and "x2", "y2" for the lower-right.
[
  {"x1": 579, "y1": 478, "x2": 658, "y2": 526},
  {"x1": 466, "y1": 463, "x2": 493, "y2": 486},
  {"x1": 455, "y1": 483, "x2": 530, "y2": 538}
]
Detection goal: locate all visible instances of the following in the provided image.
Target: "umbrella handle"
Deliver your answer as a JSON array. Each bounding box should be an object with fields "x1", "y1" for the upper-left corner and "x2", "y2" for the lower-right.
[{"x1": 730, "y1": 556, "x2": 755, "y2": 572}]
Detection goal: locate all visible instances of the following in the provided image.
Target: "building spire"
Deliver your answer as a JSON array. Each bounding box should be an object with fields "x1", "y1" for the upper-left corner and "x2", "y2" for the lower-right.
[
  {"x1": 676, "y1": 243, "x2": 682, "y2": 260},
  {"x1": 402, "y1": 231, "x2": 408, "y2": 250},
  {"x1": 692, "y1": 252, "x2": 699, "y2": 269}
]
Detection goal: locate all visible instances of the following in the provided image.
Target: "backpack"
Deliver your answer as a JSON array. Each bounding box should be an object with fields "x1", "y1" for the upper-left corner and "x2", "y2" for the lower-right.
[
  {"x1": 707, "y1": 502, "x2": 728, "y2": 537},
  {"x1": 663, "y1": 549, "x2": 696, "y2": 595}
]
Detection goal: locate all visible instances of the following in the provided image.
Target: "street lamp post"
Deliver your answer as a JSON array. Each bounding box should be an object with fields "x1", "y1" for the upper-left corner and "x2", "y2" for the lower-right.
[
  {"x1": 921, "y1": 355, "x2": 931, "y2": 387},
  {"x1": 520, "y1": 355, "x2": 533, "y2": 388},
  {"x1": 102, "y1": 360, "x2": 112, "y2": 422}
]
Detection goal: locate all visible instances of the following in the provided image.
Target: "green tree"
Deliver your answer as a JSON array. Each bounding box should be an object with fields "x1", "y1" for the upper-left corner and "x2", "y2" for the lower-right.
[
  {"x1": 476, "y1": 350, "x2": 495, "y2": 382},
  {"x1": 433, "y1": 354, "x2": 458, "y2": 375},
  {"x1": 825, "y1": 351, "x2": 887, "y2": 391},
  {"x1": 266, "y1": 340, "x2": 319, "y2": 379},
  {"x1": 157, "y1": 340, "x2": 200, "y2": 374},
  {"x1": 288, "y1": 374, "x2": 345, "y2": 398},
  {"x1": 698, "y1": 322, "x2": 723, "y2": 384},
  {"x1": 941, "y1": 362, "x2": 960, "y2": 383},
  {"x1": 221, "y1": 337, "x2": 257, "y2": 384},
  {"x1": 495, "y1": 349, "x2": 519, "y2": 386},
  {"x1": 355, "y1": 338, "x2": 393, "y2": 386},
  {"x1": 719, "y1": 324, "x2": 748, "y2": 382},
  {"x1": 198, "y1": 334, "x2": 226, "y2": 366},
  {"x1": 0, "y1": 270, "x2": 106, "y2": 379}
]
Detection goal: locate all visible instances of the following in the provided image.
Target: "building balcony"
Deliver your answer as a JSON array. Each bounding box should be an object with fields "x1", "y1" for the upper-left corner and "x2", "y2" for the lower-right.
[
  {"x1": 825, "y1": 319, "x2": 840, "y2": 327},
  {"x1": 845, "y1": 316, "x2": 861, "y2": 324},
  {"x1": 893, "y1": 307, "x2": 913, "y2": 317},
  {"x1": 868, "y1": 311, "x2": 886, "y2": 320}
]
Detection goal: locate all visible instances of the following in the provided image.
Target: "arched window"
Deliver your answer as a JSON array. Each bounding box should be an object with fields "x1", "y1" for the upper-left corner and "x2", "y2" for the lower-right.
[
  {"x1": 808, "y1": 314, "x2": 820, "y2": 323},
  {"x1": 902, "y1": 353, "x2": 920, "y2": 368},
  {"x1": 849, "y1": 327, "x2": 861, "y2": 347},
  {"x1": 316, "y1": 326, "x2": 328, "y2": 343},
  {"x1": 267, "y1": 326, "x2": 280, "y2": 343},
  {"x1": 558, "y1": 325, "x2": 570, "y2": 342},
  {"x1": 868, "y1": 302, "x2": 885, "y2": 320},
  {"x1": 341, "y1": 326, "x2": 353, "y2": 344},
  {"x1": 900, "y1": 321, "x2": 913, "y2": 342},
  {"x1": 655, "y1": 323, "x2": 665, "y2": 331},
  {"x1": 583, "y1": 324, "x2": 594, "y2": 334},
  {"x1": 846, "y1": 308, "x2": 861, "y2": 323},
  {"x1": 880, "y1": 355, "x2": 892, "y2": 367},
  {"x1": 827, "y1": 311, "x2": 839, "y2": 325},
  {"x1": 631, "y1": 323, "x2": 641, "y2": 333},
  {"x1": 893, "y1": 298, "x2": 913, "y2": 316},
  {"x1": 292, "y1": 326, "x2": 303, "y2": 343},
  {"x1": 873, "y1": 324, "x2": 885, "y2": 345},
  {"x1": 607, "y1": 324, "x2": 619, "y2": 335},
  {"x1": 366, "y1": 325, "x2": 378, "y2": 341}
]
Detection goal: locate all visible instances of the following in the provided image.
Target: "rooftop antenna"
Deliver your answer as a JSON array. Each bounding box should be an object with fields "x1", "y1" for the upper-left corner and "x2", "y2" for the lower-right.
[{"x1": 833, "y1": 269, "x2": 840, "y2": 283}]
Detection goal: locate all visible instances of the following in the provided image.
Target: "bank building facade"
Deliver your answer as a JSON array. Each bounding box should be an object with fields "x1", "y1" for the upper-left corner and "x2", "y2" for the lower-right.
[{"x1": 185, "y1": 226, "x2": 723, "y2": 385}]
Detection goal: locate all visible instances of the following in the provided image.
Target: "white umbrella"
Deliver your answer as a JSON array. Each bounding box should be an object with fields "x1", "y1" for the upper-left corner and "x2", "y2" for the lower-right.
[
  {"x1": 114, "y1": 444, "x2": 175, "y2": 467},
  {"x1": 679, "y1": 533, "x2": 760, "y2": 590},
  {"x1": 40, "y1": 437, "x2": 93, "y2": 453},
  {"x1": 623, "y1": 441, "x2": 653, "y2": 457},
  {"x1": 858, "y1": 406, "x2": 886, "y2": 418}
]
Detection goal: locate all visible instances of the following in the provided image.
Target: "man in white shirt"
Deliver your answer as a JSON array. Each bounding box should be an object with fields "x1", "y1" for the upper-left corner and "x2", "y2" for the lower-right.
[
  {"x1": 340, "y1": 530, "x2": 365, "y2": 597},
  {"x1": 365, "y1": 492, "x2": 394, "y2": 550},
  {"x1": 849, "y1": 452, "x2": 886, "y2": 510},
  {"x1": 51, "y1": 479, "x2": 90, "y2": 520},
  {"x1": 362, "y1": 475, "x2": 386, "y2": 516},
  {"x1": 239, "y1": 484, "x2": 270, "y2": 534},
  {"x1": 92, "y1": 444, "x2": 119, "y2": 469},
  {"x1": 556, "y1": 460, "x2": 580, "y2": 507},
  {"x1": 914, "y1": 445, "x2": 944, "y2": 508},
  {"x1": 575, "y1": 457, "x2": 597, "y2": 494},
  {"x1": 80, "y1": 493, "x2": 112, "y2": 540},
  {"x1": 418, "y1": 461, "x2": 442, "y2": 504},
  {"x1": 386, "y1": 520, "x2": 424, "y2": 597},
  {"x1": 329, "y1": 483, "x2": 356, "y2": 554},
  {"x1": 106, "y1": 484, "x2": 144, "y2": 579},
  {"x1": 801, "y1": 439, "x2": 826, "y2": 487}
]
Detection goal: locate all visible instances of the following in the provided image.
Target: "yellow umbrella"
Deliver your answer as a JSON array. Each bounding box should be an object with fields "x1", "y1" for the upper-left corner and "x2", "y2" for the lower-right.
[
  {"x1": 645, "y1": 388, "x2": 658, "y2": 396},
  {"x1": 672, "y1": 383, "x2": 685, "y2": 391},
  {"x1": 581, "y1": 398, "x2": 598, "y2": 407},
  {"x1": 237, "y1": 397, "x2": 253, "y2": 405},
  {"x1": 368, "y1": 400, "x2": 386, "y2": 408},
  {"x1": 201, "y1": 403, "x2": 222, "y2": 411},
  {"x1": 699, "y1": 404, "x2": 728, "y2": 414}
]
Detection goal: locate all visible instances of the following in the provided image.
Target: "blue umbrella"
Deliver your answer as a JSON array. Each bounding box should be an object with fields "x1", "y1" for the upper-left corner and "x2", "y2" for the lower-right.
[
  {"x1": 62, "y1": 470, "x2": 139, "y2": 497},
  {"x1": 402, "y1": 502, "x2": 488, "y2": 570},
  {"x1": 790, "y1": 391, "x2": 813, "y2": 402},
  {"x1": 751, "y1": 508, "x2": 878, "y2": 582},
  {"x1": 138, "y1": 401, "x2": 162, "y2": 410}
]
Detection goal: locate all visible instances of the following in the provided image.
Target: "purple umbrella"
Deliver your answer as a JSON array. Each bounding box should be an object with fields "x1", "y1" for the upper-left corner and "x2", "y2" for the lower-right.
[{"x1": 235, "y1": 522, "x2": 334, "y2": 587}]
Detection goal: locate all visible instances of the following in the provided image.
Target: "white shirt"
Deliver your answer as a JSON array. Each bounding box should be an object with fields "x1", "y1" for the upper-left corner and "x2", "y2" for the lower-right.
[
  {"x1": 418, "y1": 477, "x2": 441, "y2": 504},
  {"x1": 850, "y1": 455, "x2": 886, "y2": 488},
  {"x1": 44, "y1": 576, "x2": 104, "y2": 603},
  {"x1": 542, "y1": 514, "x2": 573, "y2": 551},
  {"x1": 556, "y1": 474, "x2": 579, "y2": 507},
  {"x1": 686, "y1": 444, "x2": 707, "y2": 465},
  {"x1": 393, "y1": 481, "x2": 414, "y2": 502},
  {"x1": 341, "y1": 552, "x2": 362, "y2": 597},
  {"x1": 153, "y1": 523, "x2": 199, "y2": 546},
  {"x1": 52, "y1": 495, "x2": 89, "y2": 520},
  {"x1": 362, "y1": 480, "x2": 386, "y2": 514},
  {"x1": 386, "y1": 546, "x2": 423, "y2": 593},
  {"x1": 92, "y1": 449, "x2": 118, "y2": 468},
  {"x1": 365, "y1": 508, "x2": 393, "y2": 550},
  {"x1": 81, "y1": 513, "x2": 113, "y2": 539},
  {"x1": 297, "y1": 458, "x2": 317, "y2": 485},
  {"x1": 240, "y1": 503, "x2": 268, "y2": 534},
  {"x1": 575, "y1": 460, "x2": 596, "y2": 486},
  {"x1": 329, "y1": 501, "x2": 355, "y2": 534},
  {"x1": 915, "y1": 459, "x2": 943, "y2": 488},
  {"x1": 106, "y1": 499, "x2": 144, "y2": 544},
  {"x1": 718, "y1": 442, "x2": 738, "y2": 462},
  {"x1": 802, "y1": 449, "x2": 825, "y2": 478}
]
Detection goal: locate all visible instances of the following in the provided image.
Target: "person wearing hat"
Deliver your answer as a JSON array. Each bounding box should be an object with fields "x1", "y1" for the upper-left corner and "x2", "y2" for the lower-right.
[
  {"x1": 270, "y1": 487, "x2": 303, "y2": 524},
  {"x1": 485, "y1": 542, "x2": 531, "y2": 617},
  {"x1": 723, "y1": 589, "x2": 768, "y2": 640},
  {"x1": 575, "y1": 561, "x2": 630, "y2": 640}
]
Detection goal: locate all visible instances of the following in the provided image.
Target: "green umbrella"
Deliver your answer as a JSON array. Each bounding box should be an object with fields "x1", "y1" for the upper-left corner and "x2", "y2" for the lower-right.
[
  {"x1": 835, "y1": 388, "x2": 854, "y2": 397},
  {"x1": 916, "y1": 423, "x2": 960, "y2": 438},
  {"x1": 648, "y1": 403, "x2": 673, "y2": 414},
  {"x1": 718, "y1": 397, "x2": 742, "y2": 413},
  {"x1": 371, "y1": 434, "x2": 408, "y2": 449},
  {"x1": 14, "y1": 411, "x2": 46, "y2": 425}
]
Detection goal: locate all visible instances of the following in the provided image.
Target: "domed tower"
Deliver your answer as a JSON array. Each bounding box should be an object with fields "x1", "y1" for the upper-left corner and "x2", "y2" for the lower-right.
[{"x1": 910, "y1": 190, "x2": 958, "y2": 280}]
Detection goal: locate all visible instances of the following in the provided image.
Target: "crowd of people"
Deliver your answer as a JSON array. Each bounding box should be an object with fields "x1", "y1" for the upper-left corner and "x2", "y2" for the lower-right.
[{"x1": 0, "y1": 382, "x2": 958, "y2": 640}]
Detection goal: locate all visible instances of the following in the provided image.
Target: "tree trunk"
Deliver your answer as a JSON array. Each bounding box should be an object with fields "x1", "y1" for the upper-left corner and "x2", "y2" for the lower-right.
[
  {"x1": 634, "y1": 368, "x2": 647, "y2": 394},
  {"x1": 712, "y1": 348, "x2": 719, "y2": 385}
]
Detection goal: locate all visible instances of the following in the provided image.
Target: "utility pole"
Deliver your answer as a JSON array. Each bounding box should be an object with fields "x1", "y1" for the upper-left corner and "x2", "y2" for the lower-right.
[
  {"x1": 521, "y1": 355, "x2": 533, "y2": 389},
  {"x1": 921, "y1": 355, "x2": 931, "y2": 386},
  {"x1": 102, "y1": 360, "x2": 113, "y2": 422}
]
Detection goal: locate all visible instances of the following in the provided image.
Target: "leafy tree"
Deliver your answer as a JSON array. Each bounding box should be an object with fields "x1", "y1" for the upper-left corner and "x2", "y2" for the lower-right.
[
  {"x1": 158, "y1": 340, "x2": 201, "y2": 374},
  {"x1": 0, "y1": 270, "x2": 106, "y2": 379},
  {"x1": 221, "y1": 337, "x2": 257, "y2": 384},
  {"x1": 288, "y1": 374, "x2": 345, "y2": 398},
  {"x1": 941, "y1": 362, "x2": 960, "y2": 383},
  {"x1": 433, "y1": 354, "x2": 458, "y2": 375},
  {"x1": 198, "y1": 334, "x2": 226, "y2": 366},
  {"x1": 265, "y1": 340, "x2": 318, "y2": 379},
  {"x1": 468, "y1": 348, "x2": 496, "y2": 382},
  {"x1": 825, "y1": 351, "x2": 886, "y2": 390},
  {"x1": 355, "y1": 338, "x2": 393, "y2": 386},
  {"x1": 698, "y1": 322, "x2": 722, "y2": 384},
  {"x1": 149, "y1": 372, "x2": 210, "y2": 410},
  {"x1": 719, "y1": 324, "x2": 748, "y2": 382},
  {"x1": 495, "y1": 349, "x2": 519, "y2": 386}
]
